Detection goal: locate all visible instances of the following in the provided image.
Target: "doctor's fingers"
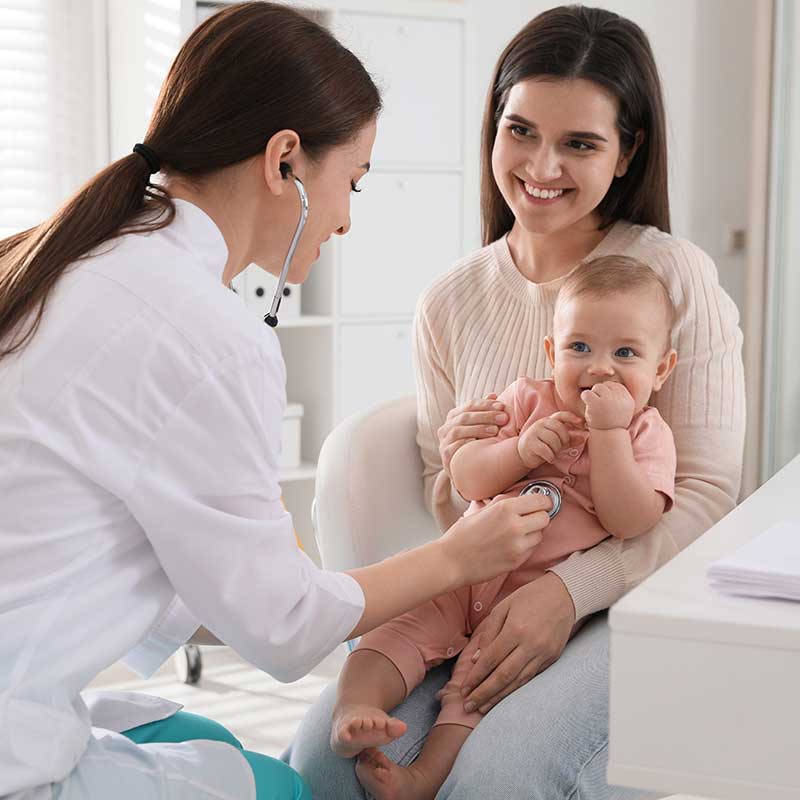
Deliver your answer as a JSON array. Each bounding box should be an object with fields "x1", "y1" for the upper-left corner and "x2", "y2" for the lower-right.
[
  {"x1": 491, "y1": 505, "x2": 550, "y2": 543},
  {"x1": 496, "y1": 491, "x2": 554, "y2": 520},
  {"x1": 476, "y1": 505, "x2": 547, "y2": 561}
]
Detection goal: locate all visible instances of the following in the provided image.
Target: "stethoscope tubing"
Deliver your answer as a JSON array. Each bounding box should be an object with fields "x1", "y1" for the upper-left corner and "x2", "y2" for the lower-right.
[{"x1": 265, "y1": 176, "x2": 308, "y2": 327}]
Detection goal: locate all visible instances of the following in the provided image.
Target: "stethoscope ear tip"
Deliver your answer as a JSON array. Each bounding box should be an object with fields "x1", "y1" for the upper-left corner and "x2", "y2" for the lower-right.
[{"x1": 264, "y1": 314, "x2": 278, "y2": 328}]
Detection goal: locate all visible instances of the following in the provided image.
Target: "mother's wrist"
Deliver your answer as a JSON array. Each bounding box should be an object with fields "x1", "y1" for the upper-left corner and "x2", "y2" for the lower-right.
[{"x1": 540, "y1": 571, "x2": 577, "y2": 624}]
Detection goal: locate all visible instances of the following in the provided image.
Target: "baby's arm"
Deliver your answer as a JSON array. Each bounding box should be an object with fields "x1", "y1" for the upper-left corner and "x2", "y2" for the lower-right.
[
  {"x1": 588, "y1": 430, "x2": 666, "y2": 538},
  {"x1": 584, "y1": 383, "x2": 667, "y2": 539},
  {"x1": 451, "y1": 411, "x2": 582, "y2": 501},
  {"x1": 449, "y1": 436, "x2": 531, "y2": 501}
]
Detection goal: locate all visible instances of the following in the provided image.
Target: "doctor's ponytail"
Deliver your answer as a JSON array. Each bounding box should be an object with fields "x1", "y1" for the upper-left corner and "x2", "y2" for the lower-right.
[{"x1": 0, "y1": 1, "x2": 381, "y2": 359}]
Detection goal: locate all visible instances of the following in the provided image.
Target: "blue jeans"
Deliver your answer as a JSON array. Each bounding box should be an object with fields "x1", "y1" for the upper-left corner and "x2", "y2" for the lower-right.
[
  {"x1": 285, "y1": 613, "x2": 659, "y2": 799},
  {"x1": 124, "y1": 711, "x2": 310, "y2": 800}
]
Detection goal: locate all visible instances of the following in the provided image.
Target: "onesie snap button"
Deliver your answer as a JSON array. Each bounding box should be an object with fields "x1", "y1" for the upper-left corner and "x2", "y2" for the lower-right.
[
  {"x1": 568, "y1": 448, "x2": 579, "y2": 457},
  {"x1": 473, "y1": 601, "x2": 483, "y2": 612},
  {"x1": 446, "y1": 646, "x2": 455, "y2": 657}
]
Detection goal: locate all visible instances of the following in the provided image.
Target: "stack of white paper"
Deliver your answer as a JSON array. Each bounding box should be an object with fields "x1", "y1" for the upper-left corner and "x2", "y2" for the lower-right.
[{"x1": 707, "y1": 520, "x2": 800, "y2": 601}]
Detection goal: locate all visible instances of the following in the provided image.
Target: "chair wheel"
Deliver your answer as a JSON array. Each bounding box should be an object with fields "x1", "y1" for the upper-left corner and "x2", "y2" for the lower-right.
[{"x1": 174, "y1": 645, "x2": 202, "y2": 685}]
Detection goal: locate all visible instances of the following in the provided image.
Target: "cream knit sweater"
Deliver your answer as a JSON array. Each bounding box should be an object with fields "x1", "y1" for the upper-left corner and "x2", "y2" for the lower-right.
[{"x1": 413, "y1": 220, "x2": 746, "y2": 622}]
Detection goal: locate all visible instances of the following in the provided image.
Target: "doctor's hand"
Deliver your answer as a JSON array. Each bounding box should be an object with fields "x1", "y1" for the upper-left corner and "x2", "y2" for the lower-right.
[
  {"x1": 458, "y1": 572, "x2": 576, "y2": 715},
  {"x1": 438, "y1": 395, "x2": 509, "y2": 477},
  {"x1": 441, "y1": 494, "x2": 551, "y2": 586}
]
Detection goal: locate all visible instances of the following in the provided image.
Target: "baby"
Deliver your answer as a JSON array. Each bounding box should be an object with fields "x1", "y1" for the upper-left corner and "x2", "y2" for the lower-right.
[{"x1": 331, "y1": 255, "x2": 678, "y2": 800}]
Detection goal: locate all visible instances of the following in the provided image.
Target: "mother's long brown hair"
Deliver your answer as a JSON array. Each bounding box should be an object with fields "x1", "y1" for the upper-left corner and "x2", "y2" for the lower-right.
[
  {"x1": 481, "y1": 5, "x2": 670, "y2": 246},
  {"x1": 0, "y1": 1, "x2": 381, "y2": 359}
]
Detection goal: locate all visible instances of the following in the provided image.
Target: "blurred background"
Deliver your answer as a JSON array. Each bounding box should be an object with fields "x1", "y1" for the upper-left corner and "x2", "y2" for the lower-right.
[{"x1": 1, "y1": 0, "x2": 797, "y2": 754}]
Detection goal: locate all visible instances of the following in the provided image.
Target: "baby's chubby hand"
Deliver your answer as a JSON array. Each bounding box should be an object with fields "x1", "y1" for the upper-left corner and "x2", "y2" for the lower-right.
[
  {"x1": 517, "y1": 411, "x2": 584, "y2": 468},
  {"x1": 581, "y1": 382, "x2": 635, "y2": 430}
]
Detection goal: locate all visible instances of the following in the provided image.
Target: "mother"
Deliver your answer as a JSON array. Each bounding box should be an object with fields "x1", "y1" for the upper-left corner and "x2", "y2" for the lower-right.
[{"x1": 289, "y1": 6, "x2": 745, "y2": 798}]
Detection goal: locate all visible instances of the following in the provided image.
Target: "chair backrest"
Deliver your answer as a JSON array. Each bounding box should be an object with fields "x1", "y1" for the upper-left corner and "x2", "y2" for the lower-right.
[{"x1": 313, "y1": 396, "x2": 441, "y2": 571}]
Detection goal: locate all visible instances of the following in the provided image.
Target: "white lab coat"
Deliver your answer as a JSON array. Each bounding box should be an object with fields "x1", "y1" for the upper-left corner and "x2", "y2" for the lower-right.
[{"x1": 0, "y1": 201, "x2": 365, "y2": 799}]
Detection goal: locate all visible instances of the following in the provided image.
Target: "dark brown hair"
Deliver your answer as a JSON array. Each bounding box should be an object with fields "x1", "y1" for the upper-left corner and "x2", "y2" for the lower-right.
[
  {"x1": 0, "y1": 1, "x2": 381, "y2": 359},
  {"x1": 481, "y1": 5, "x2": 670, "y2": 246},
  {"x1": 557, "y1": 254, "x2": 676, "y2": 335}
]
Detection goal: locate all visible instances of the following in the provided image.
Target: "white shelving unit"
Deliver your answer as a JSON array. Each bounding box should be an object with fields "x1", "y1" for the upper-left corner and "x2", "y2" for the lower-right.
[{"x1": 108, "y1": 0, "x2": 472, "y2": 563}]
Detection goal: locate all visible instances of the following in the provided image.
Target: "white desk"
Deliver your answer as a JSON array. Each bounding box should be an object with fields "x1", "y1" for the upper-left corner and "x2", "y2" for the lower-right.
[{"x1": 608, "y1": 454, "x2": 800, "y2": 800}]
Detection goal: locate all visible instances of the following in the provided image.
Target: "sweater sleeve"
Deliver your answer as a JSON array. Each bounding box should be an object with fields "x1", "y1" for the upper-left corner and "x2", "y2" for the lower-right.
[
  {"x1": 413, "y1": 285, "x2": 469, "y2": 532},
  {"x1": 548, "y1": 238, "x2": 746, "y2": 620}
]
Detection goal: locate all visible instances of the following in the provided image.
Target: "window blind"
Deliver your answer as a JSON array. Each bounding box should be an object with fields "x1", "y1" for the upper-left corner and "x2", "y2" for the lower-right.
[{"x1": 0, "y1": 0, "x2": 103, "y2": 238}]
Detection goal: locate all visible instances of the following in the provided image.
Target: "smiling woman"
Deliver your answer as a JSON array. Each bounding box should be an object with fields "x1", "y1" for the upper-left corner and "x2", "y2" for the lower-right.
[
  {"x1": 480, "y1": 7, "x2": 669, "y2": 252},
  {"x1": 493, "y1": 79, "x2": 644, "y2": 282}
]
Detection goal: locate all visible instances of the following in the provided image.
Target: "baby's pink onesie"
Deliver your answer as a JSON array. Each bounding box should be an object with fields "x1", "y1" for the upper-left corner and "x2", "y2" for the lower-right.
[{"x1": 354, "y1": 378, "x2": 676, "y2": 729}]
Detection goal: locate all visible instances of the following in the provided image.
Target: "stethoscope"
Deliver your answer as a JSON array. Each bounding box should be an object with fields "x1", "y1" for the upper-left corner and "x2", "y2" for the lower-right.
[
  {"x1": 519, "y1": 480, "x2": 562, "y2": 519},
  {"x1": 264, "y1": 163, "x2": 309, "y2": 328}
]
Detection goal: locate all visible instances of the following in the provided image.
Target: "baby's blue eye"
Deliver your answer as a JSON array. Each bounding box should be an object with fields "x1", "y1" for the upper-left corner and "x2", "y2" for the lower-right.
[
  {"x1": 615, "y1": 347, "x2": 636, "y2": 358},
  {"x1": 571, "y1": 342, "x2": 590, "y2": 353}
]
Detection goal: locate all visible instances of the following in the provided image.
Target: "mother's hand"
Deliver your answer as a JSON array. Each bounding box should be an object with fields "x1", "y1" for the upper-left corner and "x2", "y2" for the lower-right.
[
  {"x1": 437, "y1": 395, "x2": 509, "y2": 476},
  {"x1": 460, "y1": 572, "x2": 576, "y2": 714}
]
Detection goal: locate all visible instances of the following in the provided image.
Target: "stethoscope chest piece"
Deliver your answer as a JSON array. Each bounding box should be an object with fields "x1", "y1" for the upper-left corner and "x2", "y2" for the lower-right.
[{"x1": 519, "y1": 479, "x2": 562, "y2": 519}]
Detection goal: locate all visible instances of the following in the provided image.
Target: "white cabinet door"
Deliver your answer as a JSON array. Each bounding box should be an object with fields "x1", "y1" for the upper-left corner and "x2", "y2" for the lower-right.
[
  {"x1": 231, "y1": 264, "x2": 302, "y2": 319},
  {"x1": 340, "y1": 172, "x2": 462, "y2": 316},
  {"x1": 335, "y1": 13, "x2": 463, "y2": 167},
  {"x1": 338, "y1": 322, "x2": 414, "y2": 420}
]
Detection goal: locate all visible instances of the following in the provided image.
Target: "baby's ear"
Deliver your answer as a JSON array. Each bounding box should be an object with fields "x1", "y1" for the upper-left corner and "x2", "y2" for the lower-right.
[
  {"x1": 653, "y1": 348, "x2": 677, "y2": 391},
  {"x1": 544, "y1": 336, "x2": 556, "y2": 369}
]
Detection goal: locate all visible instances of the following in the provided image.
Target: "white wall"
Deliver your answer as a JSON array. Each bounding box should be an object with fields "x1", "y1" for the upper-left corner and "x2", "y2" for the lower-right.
[
  {"x1": 107, "y1": 0, "x2": 183, "y2": 161},
  {"x1": 689, "y1": 0, "x2": 756, "y2": 324}
]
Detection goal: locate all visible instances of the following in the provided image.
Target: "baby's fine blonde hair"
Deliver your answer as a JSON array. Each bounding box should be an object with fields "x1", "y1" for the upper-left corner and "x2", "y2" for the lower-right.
[{"x1": 556, "y1": 255, "x2": 676, "y2": 336}]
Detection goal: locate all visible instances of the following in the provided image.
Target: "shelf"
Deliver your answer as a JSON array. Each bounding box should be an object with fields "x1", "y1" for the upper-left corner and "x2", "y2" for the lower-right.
[
  {"x1": 274, "y1": 315, "x2": 334, "y2": 328},
  {"x1": 279, "y1": 462, "x2": 317, "y2": 483}
]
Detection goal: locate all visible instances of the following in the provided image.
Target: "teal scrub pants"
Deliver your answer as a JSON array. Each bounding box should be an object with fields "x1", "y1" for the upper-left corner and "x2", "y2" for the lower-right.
[{"x1": 122, "y1": 710, "x2": 311, "y2": 800}]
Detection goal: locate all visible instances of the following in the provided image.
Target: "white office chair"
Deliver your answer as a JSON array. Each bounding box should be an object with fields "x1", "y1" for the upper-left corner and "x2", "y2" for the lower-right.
[
  {"x1": 313, "y1": 396, "x2": 438, "y2": 572},
  {"x1": 313, "y1": 396, "x2": 684, "y2": 800}
]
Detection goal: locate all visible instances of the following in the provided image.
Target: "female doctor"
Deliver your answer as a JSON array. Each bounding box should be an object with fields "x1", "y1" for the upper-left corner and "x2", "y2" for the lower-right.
[{"x1": 0, "y1": 3, "x2": 552, "y2": 800}]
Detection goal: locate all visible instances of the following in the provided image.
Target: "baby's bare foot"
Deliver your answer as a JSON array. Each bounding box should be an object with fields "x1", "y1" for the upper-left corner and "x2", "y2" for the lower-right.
[
  {"x1": 355, "y1": 748, "x2": 439, "y2": 800},
  {"x1": 330, "y1": 705, "x2": 407, "y2": 758}
]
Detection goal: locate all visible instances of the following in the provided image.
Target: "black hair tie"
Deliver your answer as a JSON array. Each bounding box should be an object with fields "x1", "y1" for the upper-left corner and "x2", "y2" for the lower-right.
[{"x1": 133, "y1": 143, "x2": 161, "y2": 174}]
